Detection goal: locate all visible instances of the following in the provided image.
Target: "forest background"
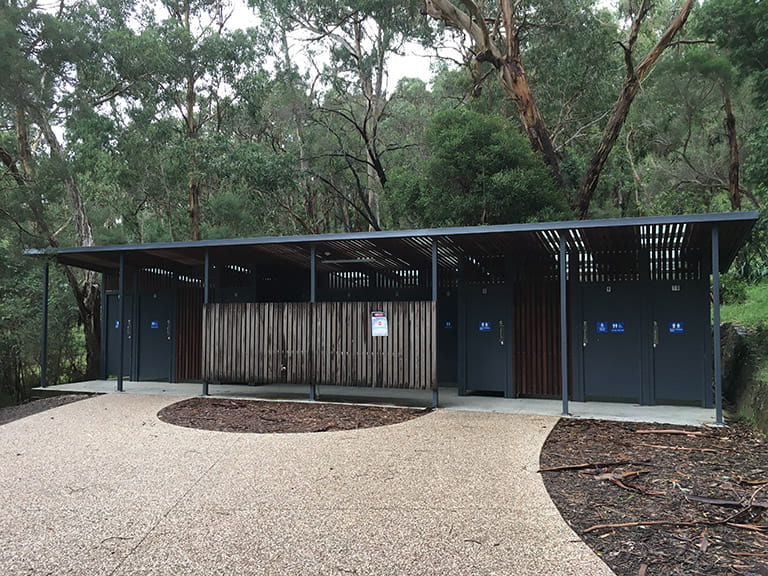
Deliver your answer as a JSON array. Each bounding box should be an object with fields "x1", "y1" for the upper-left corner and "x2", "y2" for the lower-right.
[{"x1": 1, "y1": 0, "x2": 766, "y2": 403}]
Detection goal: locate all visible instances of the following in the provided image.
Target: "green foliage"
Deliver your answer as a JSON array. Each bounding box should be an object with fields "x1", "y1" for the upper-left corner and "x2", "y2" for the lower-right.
[
  {"x1": 720, "y1": 280, "x2": 768, "y2": 327},
  {"x1": 744, "y1": 115, "x2": 768, "y2": 191},
  {"x1": 0, "y1": 239, "x2": 84, "y2": 403},
  {"x1": 731, "y1": 207, "x2": 768, "y2": 283},
  {"x1": 2, "y1": 0, "x2": 768, "y2": 402},
  {"x1": 696, "y1": 0, "x2": 768, "y2": 105},
  {"x1": 386, "y1": 108, "x2": 570, "y2": 228},
  {"x1": 720, "y1": 273, "x2": 748, "y2": 305}
]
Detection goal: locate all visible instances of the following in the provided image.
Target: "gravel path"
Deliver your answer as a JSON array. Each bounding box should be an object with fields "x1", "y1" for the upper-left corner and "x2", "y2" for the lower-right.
[{"x1": 0, "y1": 394, "x2": 614, "y2": 575}]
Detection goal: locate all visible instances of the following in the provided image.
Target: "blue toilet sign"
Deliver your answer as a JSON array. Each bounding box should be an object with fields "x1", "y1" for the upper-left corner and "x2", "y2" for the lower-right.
[
  {"x1": 611, "y1": 321, "x2": 625, "y2": 333},
  {"x1": 669, "y1": 322, "x2": 684, "y2": 334},
  {"x1": 114, "y1": 320, "x2": 120, "y2": 329},
  {"x1": 479, "y1": 321, "x2": 491, "y2": 332},
  {"x1": 444, "y1": 320, "x2": 454, "y2": 330},
  {"x1": 596, "y1": 321, "x2": 608, "y2": 333},
  {"x1": 150, "y1": 320, "x2": 160, "y2": 329}
]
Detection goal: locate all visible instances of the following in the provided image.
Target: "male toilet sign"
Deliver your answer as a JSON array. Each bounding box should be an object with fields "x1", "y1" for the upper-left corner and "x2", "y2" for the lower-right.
[{"x1": 371, "y1": 311, "x2": 389, "y2": 337}]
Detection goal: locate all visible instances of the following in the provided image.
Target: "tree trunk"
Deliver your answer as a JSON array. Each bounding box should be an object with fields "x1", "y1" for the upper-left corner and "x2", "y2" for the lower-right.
[
  {"x1": 24, "y1": 106, "x2": 102, "y2": 379},
  {"x1": 576, "y1": 81, "x2": 639, "y2": 218},
  {"x1": 366, "y1": 153, "x2": 382, "y2": 231},
  {"x1": 188, "y1": 178, "x2": 202, "y2": 240},
  {"x1": 496, "y1": 59, "x2": 565, "y2": 193},
  {"x1": 721, "y1": 84, "x2": 741, "y2": 211}
]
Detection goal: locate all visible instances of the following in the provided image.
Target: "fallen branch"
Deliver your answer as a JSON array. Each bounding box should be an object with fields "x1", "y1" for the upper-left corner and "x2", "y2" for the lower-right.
[
  {"x1": 727, "y1": 522, "x2": 768, "y2": 532},
  {"x1": 635, "y1": 429, "x2": 703, "y2": 436},
  {"x1": 585, "y1": 505, "x2": 768, "y2": 534},
  {"x1": 637, "y1": 442, "x2": 721, "y2": 454},
  {"x1": 594, "y1": 469, "x2": 648, "y2": 481},
  {"x1": 538, "y1": 460, "x2": 631, "y2": 473},
  {"x1": 584, "y1": 519, "x2": 699, "y2": 533},
  {"x1": 741, "y1": 478, "x2": 768, "y2": 486},
  {"x1": 686, "y1": 494, "x2": 768, "y2": 509},
  {"x1": 609, "y1": 477, "x2": 666, "y2": 496}
]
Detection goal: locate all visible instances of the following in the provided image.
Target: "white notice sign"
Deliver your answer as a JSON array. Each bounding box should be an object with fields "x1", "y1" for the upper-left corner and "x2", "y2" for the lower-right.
[{"x1": 371, "y1": 311, "x2": 389, "y2": 337}]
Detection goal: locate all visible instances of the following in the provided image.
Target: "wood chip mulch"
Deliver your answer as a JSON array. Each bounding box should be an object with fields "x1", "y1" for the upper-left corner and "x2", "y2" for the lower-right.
[
  {"x1": 157, "y1": 397, "x2": 430, "y2": 434},
  {"x1": 540, "y1": 418, "x2": 768, "y2": 576}
]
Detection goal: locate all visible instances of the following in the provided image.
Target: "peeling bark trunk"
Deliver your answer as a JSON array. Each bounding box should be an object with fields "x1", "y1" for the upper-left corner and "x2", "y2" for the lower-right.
[
  {"x1": 424, "y1": 0, "x2": 564, "y2": 197},
  {"x1": 496, "y1": 59, "x2": 564, "y2": 192}
]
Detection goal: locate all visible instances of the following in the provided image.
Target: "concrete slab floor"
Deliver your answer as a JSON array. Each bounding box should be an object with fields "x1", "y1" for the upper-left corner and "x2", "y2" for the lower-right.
[{"x1": 37, "y1": 379, "x2": 717, "y2": 426}]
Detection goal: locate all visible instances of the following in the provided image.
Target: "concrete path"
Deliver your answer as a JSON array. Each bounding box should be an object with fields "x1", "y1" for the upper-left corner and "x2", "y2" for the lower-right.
[
  {"x1": 41, "y1": 380, "x2": 718, "y2": 426},
  {"x1": 0, "y1": 394, "x2": 615, "y2": 575}
]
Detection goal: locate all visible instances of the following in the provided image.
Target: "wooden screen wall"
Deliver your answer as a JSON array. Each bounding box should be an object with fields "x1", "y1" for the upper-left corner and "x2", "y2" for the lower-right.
[
  {"x1": 202, "y1": 301, "x2": 436, "y2": 389},
  {"x1": 176, "y1": 285, "x2": 203, "y2": 381},
  {"x1": 513, "y1": 280, "x2": 562, "y2": 396}
]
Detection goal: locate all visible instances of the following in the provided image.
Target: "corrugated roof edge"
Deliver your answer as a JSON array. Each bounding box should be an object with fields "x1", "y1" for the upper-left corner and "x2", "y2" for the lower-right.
[{"x1": 25, "y1": 210, "x2": 760, "y2": 256}]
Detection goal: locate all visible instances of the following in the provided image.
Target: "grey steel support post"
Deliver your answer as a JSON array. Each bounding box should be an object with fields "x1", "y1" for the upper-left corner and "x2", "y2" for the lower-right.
[
  {"x1": 310, "y1": 244, "x2": 317, "y2": 304},
  {"x1": 712, "y1": 225, "x2": 723, "y2": 425},
  {"x1": 40, "y1": 261, "x2": 49, "y2": 388},
  {"x1": 202, "y1": 248, "x2": 210, "y2": 396},
  {"x1": 118, "y1": 253, "x2": 125, "y2": 392},
  {"x1": 99, "y1": 273, "x2": 107, "y2": 379},
  {"x1": 432, "y1": 239, "x2": 439, "y2": 408},
  {"x1": 559, "y1": 234, "x2": 569, "y2": 416},
  {"x1": 431, "y1": 239, "x2": 438, "y2": 302},
  {"x1": 309, "y1": 244, "x2": 317, "y2": 402},
  {"x1": 203, "y1": 248, "x2": 210, "y2": 305}
]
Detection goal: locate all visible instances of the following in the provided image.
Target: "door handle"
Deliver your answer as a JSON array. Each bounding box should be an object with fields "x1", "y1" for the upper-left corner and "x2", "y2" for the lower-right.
[
  {"x1": 127, "y1": 319, "x2": 132, "y2": 339},
  {"x1": 583, "y1": 321, "x2": 588, "y2": 347},
  {"x1": 499, "y1": 320, "x2": 505, "y2": 345},
  {"x1": 166, "y1": 319, "x2": 172, "y2": 341},
  {"x1": 653, "y1": 321, "x2": 658, "y2": 348}
]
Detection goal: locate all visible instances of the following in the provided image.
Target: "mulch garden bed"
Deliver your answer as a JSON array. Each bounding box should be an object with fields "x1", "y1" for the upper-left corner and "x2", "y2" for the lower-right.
[
  {"x1": 540, "y1": 419, "x2": 768, "y2": 576},
  {"x1": 157, "y1": 397, "x2": 430, "y2": 433}
]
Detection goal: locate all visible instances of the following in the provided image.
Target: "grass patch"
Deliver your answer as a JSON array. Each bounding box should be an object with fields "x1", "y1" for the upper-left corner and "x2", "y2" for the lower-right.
[{"x1": 720, "y1": 280, "x2": 768, "y2": 327}]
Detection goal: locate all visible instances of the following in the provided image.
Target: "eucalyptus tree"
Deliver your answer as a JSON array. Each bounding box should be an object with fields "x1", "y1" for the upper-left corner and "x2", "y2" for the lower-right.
[
  {"x1": 138, "y1": 0, "x2": 263, "y2": 240},
  {"x1": 422, "y1": 0, "x2": 696, "y2": 217},
  {"x1": 252, "y1": 0, "x2": 429, "y2": 231},
  {"x1": 625, "y1": 49, "x2": 761, "y2": 215},
  {"x1": 0, "y1": 0, "x2": 106, "y2": 377},
  {"x1": 697, "y1": 0, "x2": 768, "y2": 196}
]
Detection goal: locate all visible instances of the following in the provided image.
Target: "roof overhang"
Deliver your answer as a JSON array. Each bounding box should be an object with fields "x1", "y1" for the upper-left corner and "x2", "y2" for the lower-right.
[{"x1": 36, "y1": 212, "x2": 759, "y2": 276}]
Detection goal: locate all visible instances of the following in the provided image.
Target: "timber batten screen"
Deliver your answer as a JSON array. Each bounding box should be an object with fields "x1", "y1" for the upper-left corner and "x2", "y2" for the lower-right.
[{"x1": 202, "y1": 301, "x2": 437, "y2": 389}]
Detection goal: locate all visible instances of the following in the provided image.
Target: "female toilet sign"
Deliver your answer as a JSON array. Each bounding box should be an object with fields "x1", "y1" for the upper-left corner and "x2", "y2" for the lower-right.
[{"x1": 371, "y1": 311, "x2": 389, "y2": 337}]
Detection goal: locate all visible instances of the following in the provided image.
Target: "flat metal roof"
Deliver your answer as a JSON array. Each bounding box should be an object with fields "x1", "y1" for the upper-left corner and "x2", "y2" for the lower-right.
[{"x1": 42, "y1": 212, "x2": 759, "y2": 275}]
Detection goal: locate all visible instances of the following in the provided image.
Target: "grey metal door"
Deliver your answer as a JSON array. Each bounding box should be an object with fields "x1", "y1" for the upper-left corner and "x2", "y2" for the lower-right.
[
  {"x1": 465, "y1": 285, "x2": 511, "y2": 395},
  {"x1": 137, "y1": 291, "x2": 174, "y2": 381},
  {"x1": 582, "y1": 283, "x2": 643, "y2": 401},
  {"x1": 652, "y1": 281, "x2": 709, "y2": 404},
  {"x1": 106, "y1": 293, "x2": 134, "y2": 378}
]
